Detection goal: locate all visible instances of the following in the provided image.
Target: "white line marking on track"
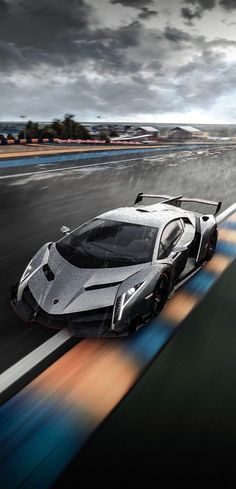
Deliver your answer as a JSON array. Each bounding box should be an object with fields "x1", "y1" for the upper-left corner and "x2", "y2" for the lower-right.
[
  {"x1": 0, "y1": 155, "x2": 157, "y2": 180},
  {"x1": 0, "y1": 329, "x2": 72, "y2": 395}
]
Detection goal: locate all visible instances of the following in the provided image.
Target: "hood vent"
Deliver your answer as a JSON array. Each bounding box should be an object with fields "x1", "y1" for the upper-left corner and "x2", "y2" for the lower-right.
[
  {"x1": 43, "y1": 264, "x2": 55, "y2": 282},
  {"x1": 85, "y1": 281, "x2": 121, "y2": 291}
]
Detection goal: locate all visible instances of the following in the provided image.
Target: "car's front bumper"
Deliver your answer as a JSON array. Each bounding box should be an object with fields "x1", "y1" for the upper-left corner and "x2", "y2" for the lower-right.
[{"x1": 11, "y1": 285, "x2": 127, "y2": 337}]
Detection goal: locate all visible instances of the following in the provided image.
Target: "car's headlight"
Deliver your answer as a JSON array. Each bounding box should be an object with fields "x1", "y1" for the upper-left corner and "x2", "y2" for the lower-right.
[
  {"x1": 19, "y1": 243, "x2": 51, "y2": 285},
  {"x1": 113, "y1": 282, "x2": 145, "y2": 323},
  {"x1": 20, "y1": 260, "x2": 35, "y2": 283}
]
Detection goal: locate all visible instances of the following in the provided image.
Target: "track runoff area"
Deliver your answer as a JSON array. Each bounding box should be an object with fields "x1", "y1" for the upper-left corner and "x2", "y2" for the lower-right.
[{"x1": 0, "y1": 203, "x2": 236, "y2": 489}]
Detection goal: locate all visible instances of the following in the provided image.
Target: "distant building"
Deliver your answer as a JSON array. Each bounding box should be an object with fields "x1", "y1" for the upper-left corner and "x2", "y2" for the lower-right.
[
  {"x1": 168, "y1": 126, "x2": 208, "y2": 139},
  {"x1": 135, "y1": 126, "x2": 160, "y2": 137}
]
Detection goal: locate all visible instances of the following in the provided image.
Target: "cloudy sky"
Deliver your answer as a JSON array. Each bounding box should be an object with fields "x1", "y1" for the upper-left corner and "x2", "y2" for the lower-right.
[{"x1": 0, "y1": 0, "x2": 236, "y2": 123}]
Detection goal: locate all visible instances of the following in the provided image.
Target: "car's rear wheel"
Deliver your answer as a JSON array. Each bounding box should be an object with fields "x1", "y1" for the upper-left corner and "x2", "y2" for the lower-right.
[
  {"x1": 151, "y1": 273, "x2": 170, "y2": 318},
  {"x1": 205, "y1": 228, "x2": 218, "y2": 261}
]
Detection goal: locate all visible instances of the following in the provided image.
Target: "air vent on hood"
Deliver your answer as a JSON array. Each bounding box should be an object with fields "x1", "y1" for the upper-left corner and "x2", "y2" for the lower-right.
[
  {"x1": 43, "y1": 264, "x2": 55, "y2": 281},
  {"x1": 85, "y1": 281, "x2": 121, "y2": 291}
]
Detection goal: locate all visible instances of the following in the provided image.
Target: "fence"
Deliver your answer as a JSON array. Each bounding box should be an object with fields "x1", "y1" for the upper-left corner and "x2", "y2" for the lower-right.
[{"x1": 0, "y1": 138, "x2": 144, "y2": 146}]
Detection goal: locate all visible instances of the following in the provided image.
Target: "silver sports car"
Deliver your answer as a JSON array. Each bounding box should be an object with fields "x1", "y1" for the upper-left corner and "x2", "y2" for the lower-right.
[{"x1": 11, "y1": 194, "x2": 221, "y2": 336}]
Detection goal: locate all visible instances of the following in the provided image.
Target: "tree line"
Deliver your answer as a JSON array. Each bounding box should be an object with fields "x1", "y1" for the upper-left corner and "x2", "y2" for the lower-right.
[
  {"x1": 20, "y1": 114, "x2": 91, "y2": 140},
  {"x1": 0, "y1": 114, "x2": 119, "y2": 143}
]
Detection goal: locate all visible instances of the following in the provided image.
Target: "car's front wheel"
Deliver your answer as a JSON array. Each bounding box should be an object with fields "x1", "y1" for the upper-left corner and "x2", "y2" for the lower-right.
[
  {"x1": 151, "y1": 272, "x2": 170, "y2": 318},
  {"x1": 128, "y1": 316, "x2": 141, "y2": 335}
]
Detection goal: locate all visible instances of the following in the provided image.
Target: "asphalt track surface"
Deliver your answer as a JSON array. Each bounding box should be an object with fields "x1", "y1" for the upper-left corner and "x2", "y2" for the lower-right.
[{"x1": 0, "y1": 144, "x2": 235, "y2": 374}]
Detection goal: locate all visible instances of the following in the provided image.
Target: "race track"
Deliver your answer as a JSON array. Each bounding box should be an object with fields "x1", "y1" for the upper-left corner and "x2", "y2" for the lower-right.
[
  {"x1": 0, "y1": 144, "x2": 236, "y2": 488},
  {"x1": 0, "y1": 144, "x2": 235, "y2": 372}
]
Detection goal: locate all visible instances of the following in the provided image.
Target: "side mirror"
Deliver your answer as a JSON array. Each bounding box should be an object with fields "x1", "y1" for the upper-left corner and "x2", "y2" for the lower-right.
[{"x1": 60, "y1": 225, "x2": 70, "y2": 234}]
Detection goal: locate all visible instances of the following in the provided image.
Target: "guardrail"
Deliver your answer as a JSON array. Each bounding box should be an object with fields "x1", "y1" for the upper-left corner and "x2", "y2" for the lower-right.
[{"x1": 2, "y1": 137, "x2": 221, "y2": 146}]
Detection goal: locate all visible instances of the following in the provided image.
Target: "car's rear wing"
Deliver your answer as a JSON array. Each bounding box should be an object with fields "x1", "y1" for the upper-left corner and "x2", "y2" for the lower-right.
[{"x1": 134, "y1": 193, "x2": 222, "y2": 216}]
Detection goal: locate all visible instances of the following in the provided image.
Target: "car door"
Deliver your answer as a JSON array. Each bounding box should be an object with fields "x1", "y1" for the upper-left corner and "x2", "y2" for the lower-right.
[{"x1": 157, "y1": 219, "x2": 188, "y2": 282}]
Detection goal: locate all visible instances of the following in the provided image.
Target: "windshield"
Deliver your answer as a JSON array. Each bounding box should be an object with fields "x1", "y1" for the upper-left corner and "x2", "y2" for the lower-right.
[{"x1": 56, "y1": 218, "x2": 158, "y2": 268}]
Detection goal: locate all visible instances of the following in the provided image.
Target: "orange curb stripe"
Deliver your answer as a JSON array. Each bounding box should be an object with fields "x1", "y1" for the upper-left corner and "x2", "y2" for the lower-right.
[
  {"x1": 161, "y1": 291, "x2": 199, "y2": 325},
  {"x1": 32, "y1": 339, "x2": 140, "y2": 423},
  {"x1": 227, "y1": 213, "x2": 236, "y2": 223},
  {"x1": 219, "y1": 228, "x2": 236, "y2": 243},
  {"x1": 205, "y1": 254, "x2": 233, "y2": 274}
]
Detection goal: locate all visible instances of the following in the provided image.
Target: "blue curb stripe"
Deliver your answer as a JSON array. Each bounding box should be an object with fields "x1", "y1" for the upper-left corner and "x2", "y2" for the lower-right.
[
  {"x1": 219, "y1": 221, "x2": 236, "y2": 230},
  {"x1": 216, "y1": 241, "x2": 236, "y2": 256},
  {"x1": 185, "y1": 270, "x2": 216, "y2": 295},
  {"x1": 0, "y1": 144, "x2": 214, "y2": 169},
  {"x1": 125, "y1": 319, "x2": 174, "y2": 365},
  {"x1": 0, "y1": 390, "x2": 90, "y2": 489}
]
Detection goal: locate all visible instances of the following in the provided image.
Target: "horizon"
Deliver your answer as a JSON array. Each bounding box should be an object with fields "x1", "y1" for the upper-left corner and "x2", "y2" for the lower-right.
[{"x1": 0, "y1": 117, "x2": 236, "y2": 126}]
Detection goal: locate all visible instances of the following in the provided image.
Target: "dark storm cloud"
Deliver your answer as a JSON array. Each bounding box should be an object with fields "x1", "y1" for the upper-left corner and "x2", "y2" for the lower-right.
[
  {"x1": 181, "y1": 0, "x2": 236, "y2": 23},
  {"x1": 0, "y1": 0, "x2": 91, "y2": 49},
  {"x1": 0, "y1": 0, "x2": 145, "y2": 75},
  {"x1": 181, "y1": 6, "x2": 202, "y2": 24},
  {"x1": 138, "y1": 7, "x2": 158, "y2": 20},
  {"x1": 0, "y1": 0, "x2": 236, "y2": 120},
  {"x1": 164, "y1": 26, "x2": 191, "y2": 43},
  {"x1": 184, "y1": 0, "x2": 216, "y2": 7},
  {"x1": 219, "y1": 0, "x2": 236, "y2": 10},
  {"x1": 181, "y1": 0, "x2": 216, "y2": 24},
  {"x1": 110, "y1": 0, "x2": 153, "y2": 8},
  {"x1": 0, "y1": 22, "x2": 146, "y2": 83},
  {"x1": 73, "y1": 21, "x2": 144, "y2": 76},
  {"x1": 0, "y1": 2, "x2": 105, "y2": 71}
]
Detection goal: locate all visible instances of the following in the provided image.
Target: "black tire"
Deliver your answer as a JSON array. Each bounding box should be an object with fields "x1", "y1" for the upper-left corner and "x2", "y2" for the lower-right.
[
  {"x1": 151, "y1": 272, "x2": 170, "y2": 318},
  {"x1": 205, "y1": 228, "x2": 218, "y2": 261},
  {"x1": 11, "y1": 281, "x2": 19, "y2": 300},
  {"x1": 128, "y1": 315, "x2": 142, "y2": 335}
]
